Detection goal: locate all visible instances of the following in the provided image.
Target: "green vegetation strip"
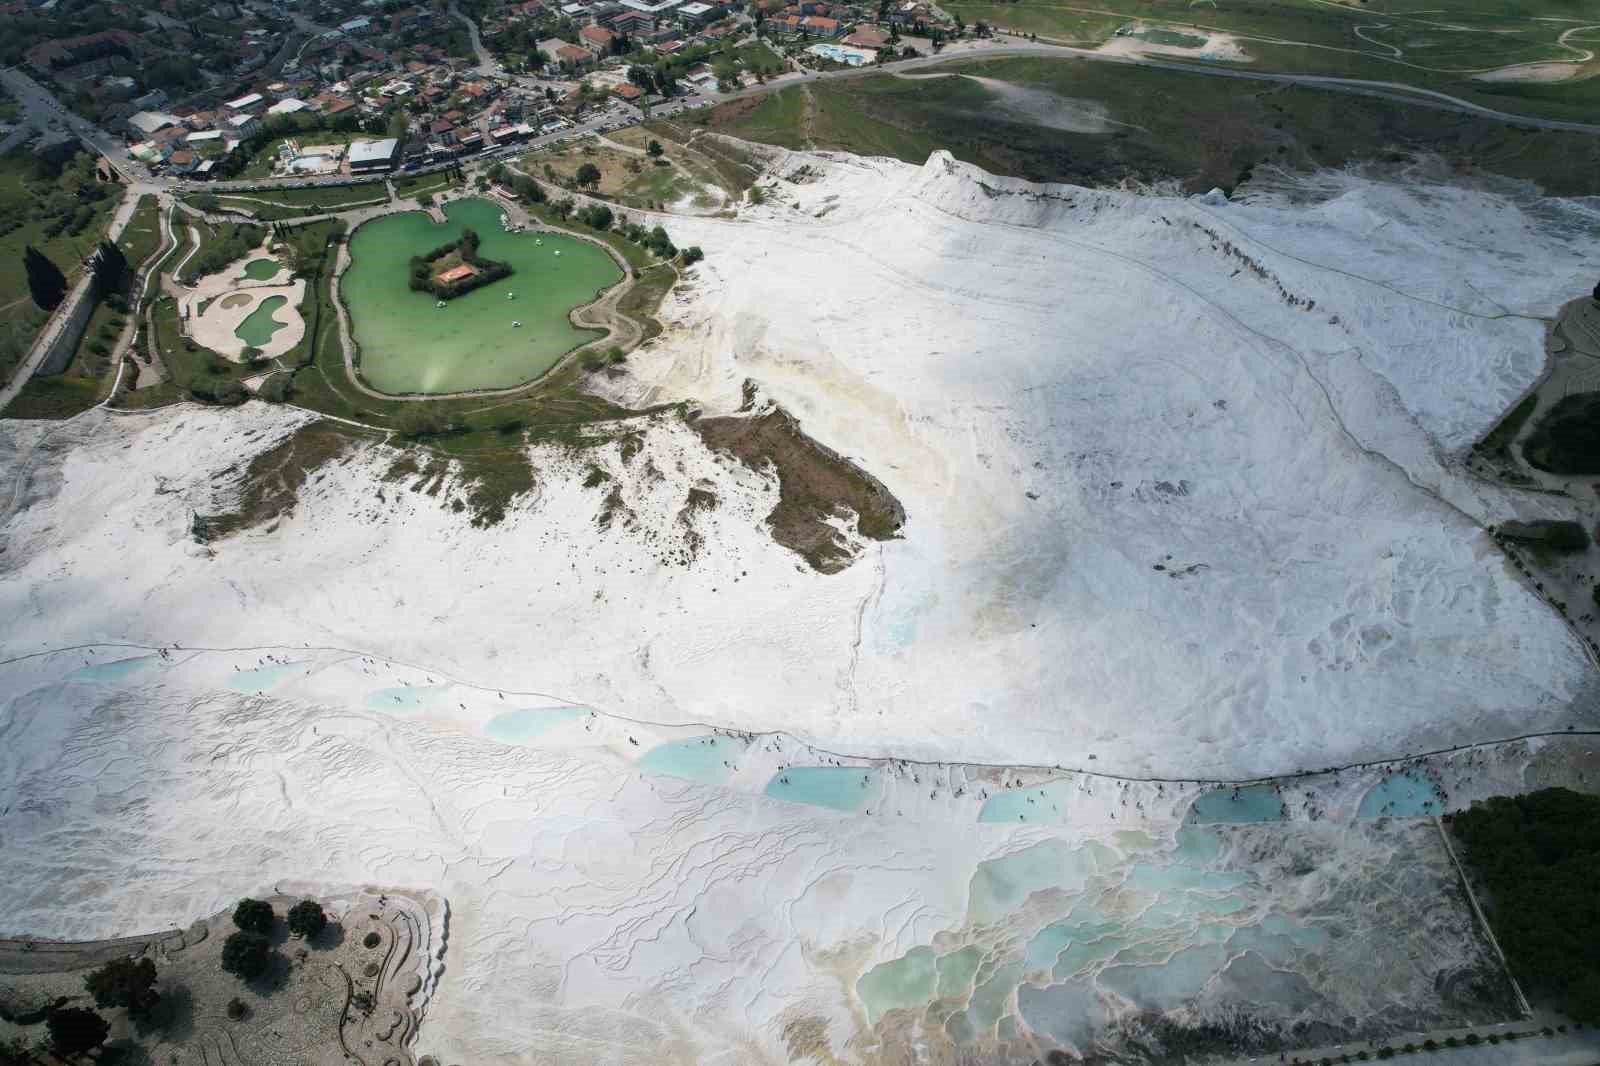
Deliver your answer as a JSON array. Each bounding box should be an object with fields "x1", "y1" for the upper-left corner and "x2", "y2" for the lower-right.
[
  {"x1": 1451, "y1": 788, "x2": 1600, "y2": 1022},
  {"x1": 697, "y1": 57, "x2": 1600, "y2": 196}
]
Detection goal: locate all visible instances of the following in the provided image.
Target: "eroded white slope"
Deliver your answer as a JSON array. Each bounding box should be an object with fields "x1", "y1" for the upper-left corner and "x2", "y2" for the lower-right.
[
  {"x1": 3, "y1": 151, "x2": 1597, "y2": 777},
  {"x1": 0, "y1": 663, "x2": 1519, "y2": 1065},
  {"x1": 615, "y1": 150, "x2": 1600, "y2": 773}
]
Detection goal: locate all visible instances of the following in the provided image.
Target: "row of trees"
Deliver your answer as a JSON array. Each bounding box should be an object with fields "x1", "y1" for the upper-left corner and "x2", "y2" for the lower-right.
[{"x1": 22, "y1": 238, "x2": 128, "y2": 312}]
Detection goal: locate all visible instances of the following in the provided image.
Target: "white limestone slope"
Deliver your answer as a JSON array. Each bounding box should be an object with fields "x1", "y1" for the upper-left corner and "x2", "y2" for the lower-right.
[
  {"x1": 615, "y1": 149, "x2": 1600, "y2": 773},
  {"x1": 2, "y1": 150, "x2": 1598, "y2": 782},
  {"x1": 0, "y1": 661, "x2": 1524, "y2": 1066}
]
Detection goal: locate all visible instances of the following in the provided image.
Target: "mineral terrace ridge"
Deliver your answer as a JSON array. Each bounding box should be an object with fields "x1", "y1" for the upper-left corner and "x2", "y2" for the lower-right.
[{"x1": 4, "y1": 78, "x2": 1600, "y2": 1066}]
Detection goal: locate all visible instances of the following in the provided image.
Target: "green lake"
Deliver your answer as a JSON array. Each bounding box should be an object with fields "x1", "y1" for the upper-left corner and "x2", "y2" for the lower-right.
[
  {"x1": 235, "y1": 295, "x2": 289, "y2": 347},
  {"x1": 342, "y1": 199, "x2": 622, "y2": 394},
  {"x1": 243, "y1": 257, "x2": 281, "y2": 280}
]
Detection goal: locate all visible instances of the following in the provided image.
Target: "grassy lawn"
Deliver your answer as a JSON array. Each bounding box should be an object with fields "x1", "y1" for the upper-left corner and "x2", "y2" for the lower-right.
[
  {"x1": 533, "y1": 134, "x2": 742, "y2": 210},
  {"x1": 0, "y1": 374, "x2": 100, "y2": 419},
  {"x1": 148, "y1": 292, "x2": 254, "y2": 401},
  {"x1": 616, "y1": 263, "x2": 676, "y2": 344},
  {"x1": 119, "y1": 196, "x2": 164, "y2": 270},
  {"x1": 189, "y1": 183, "x2": 391, "y2": 221},
  {"x1": 274, "y1": 219, "x2": 346, "y2": 370},
  {"x1": 395, "y1": 172, "x2": 460, "y2": 199},
  {"x1": 212, "y1": 194, "x2": 388, "y2": 222},
  {"x1": 241, "y1": 182, "x2": 390, "y2": 208},
  {"x1": 697, "y1": 56, "x2": 1600, "y2": 195},
  {"x1": 936, "y1": 0, "x2": 1600, "y2": 122},
  {"x1": 0, "y1": 150, "x2": 124, "y2": 388},
  {"x1": 1, "y1": 187, "x2": 150, "y2": 418}
]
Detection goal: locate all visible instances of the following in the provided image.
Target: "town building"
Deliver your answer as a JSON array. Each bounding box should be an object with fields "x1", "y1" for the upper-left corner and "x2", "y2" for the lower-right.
[
  {"x1": 223, "y1": 91, "x2": 264, "y2": 114},
  {"x1": 348, "y1": 137, "x2": 401, "y2": 172},
  {"x1": 579, "y1": 24, "x2": 617, "y2": 54}
]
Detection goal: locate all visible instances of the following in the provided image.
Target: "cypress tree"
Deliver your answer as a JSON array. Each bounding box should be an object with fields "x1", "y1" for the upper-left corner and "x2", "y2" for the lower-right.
[
  {"x1": 23, "y1": 245, "x2": 67, "y2": 311},
  {"x1": 90, "y1": 240, "x2": 127, "y2": 298}
]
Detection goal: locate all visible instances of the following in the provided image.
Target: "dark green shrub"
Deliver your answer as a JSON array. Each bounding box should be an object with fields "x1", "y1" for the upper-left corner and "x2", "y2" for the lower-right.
[
  {"x1": 286, "y1": 899, "x2": 327, "y2": 939},
  {"x1": 232, "y1": 898, "x2": 274, "y2": 935},
  {"x1": 84, "y1": 956, "x2": 159, "y2": 1016},
  {"x1": 46, "y1": 1007, "x2": 108, "y2": 1055},
  {"x1": 220, "y1": 931, "x2": 270, "y2": 979}
]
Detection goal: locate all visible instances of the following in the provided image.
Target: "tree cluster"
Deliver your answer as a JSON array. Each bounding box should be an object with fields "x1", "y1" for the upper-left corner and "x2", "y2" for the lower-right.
[
  {"x1": 408, "y1": 227, "x2": 513, "y2": 299},
  {"x1": 0, "y1": 144, "x2": 111, "y2": 245},
  {"x1": 287, "y1": 898, "x2": 327, "y2": 938},
  {"x1": 1451, "y1": 788, "x2": 1600, "y2": 1021},
  {"x1": 184, "y1": 223, "x2": 267, "y2": 284},
  {"x1": 85, "y1": 956, "x2": 160, "y2": 1017}
]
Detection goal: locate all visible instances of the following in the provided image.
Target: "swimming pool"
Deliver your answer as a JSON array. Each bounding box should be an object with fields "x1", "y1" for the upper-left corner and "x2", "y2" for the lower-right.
[{"x1": 807, "y1": 43, "x2": 875, "y2": 67}]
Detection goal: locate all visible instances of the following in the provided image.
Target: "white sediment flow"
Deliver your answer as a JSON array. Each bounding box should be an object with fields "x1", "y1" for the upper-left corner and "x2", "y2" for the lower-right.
[
  {"x1": 4, "y1": 150, "x2": 1600, "y2": 778},
  {"x1": 2, "y1": 147, "x2": 1600, "y2": 1063}
]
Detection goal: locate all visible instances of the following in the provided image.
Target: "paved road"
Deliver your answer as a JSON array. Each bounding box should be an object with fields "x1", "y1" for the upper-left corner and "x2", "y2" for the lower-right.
[
  {"x1": 0, "y1": 66, "x2": 149, "y2": 183},
  {"x1": 450, "y1": 2, "x2": 497, "y2": 78}
]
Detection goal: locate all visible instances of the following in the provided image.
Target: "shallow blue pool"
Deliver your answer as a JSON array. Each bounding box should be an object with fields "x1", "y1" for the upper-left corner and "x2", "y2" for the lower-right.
[
  {"x1": 1358, "y1": 771, "x2": 1438, "y2": 818},
  {"x1": 764, "y1": 766, "x2": 878, "y2": 812},
  {"x1": 227, "y1": 661, "x2": 307, "y2": 692},
  {"x1": 1185, "y1": 784, "x2": 1285, "y2": 824},
  {"x1": 67, "y1": 655, "x2": 156, "y2": 684},
  {"x1": 638, "y1": 736, "x2": 735, "y2": 784},
  {"x1": 365, "y1": 685, "x2": 445, "y2": 713},
  {"x1": 484, "y1": 707, "x2": 585, "y2": 745},
  {"x1": 979, "y1": 778, "x2": 1076, "y2": 824}
]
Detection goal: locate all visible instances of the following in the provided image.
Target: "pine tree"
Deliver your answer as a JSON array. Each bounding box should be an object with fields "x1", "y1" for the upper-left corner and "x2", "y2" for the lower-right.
[{"x1": 23, "y1": 245, "x2": 67, "y2": 311}]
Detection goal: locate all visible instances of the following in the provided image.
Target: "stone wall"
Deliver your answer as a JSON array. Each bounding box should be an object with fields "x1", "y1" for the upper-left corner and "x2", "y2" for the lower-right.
[{"x1": 35, "y1": 275, "x2": 99, "y2": 377}]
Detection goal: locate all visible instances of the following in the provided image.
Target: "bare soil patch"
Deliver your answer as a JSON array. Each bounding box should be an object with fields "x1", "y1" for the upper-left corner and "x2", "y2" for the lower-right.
[
  {"x1": 691, "y1": 401, "x2": 904, "y2": 573},
  {"x1": 197, "y1": 423, "x2": 356, "y2": 540}
]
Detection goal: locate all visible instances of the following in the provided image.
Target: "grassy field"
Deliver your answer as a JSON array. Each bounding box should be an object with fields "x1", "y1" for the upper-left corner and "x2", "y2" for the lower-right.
[
  {"x1": 274, "y1": 219, "x2": 346, "y2": 370},
  {"x1": 525, "y1": 139, "x2": 725, "y2": 210},
  {"x1": 697, "y1": 56, "x2": 1600, "y2": 195},
  {"x1": 395, "y1": 172, "x2": 460, "y2": 199},
  {"x1": 119, "y1": 195, "x2": 164, "y2": 271},
  {"x1": 146, "y1": 291, "x2": 255, "y2": 401},
  {"x1": 5, "y1": 195, "x2": 163, "y2": 419},
  {"x1": 939, "y1": 0, "x2": 1600, "y2": 122},
  {"x1": 0, "y1": 151, "x2": 124, "y2": 388},
  {"x1": 189, "y1": 182, "x2": 391, "y2": 221},
  {"x1": 0, "y1": 374, "x2": 102, "y2": 418}
]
